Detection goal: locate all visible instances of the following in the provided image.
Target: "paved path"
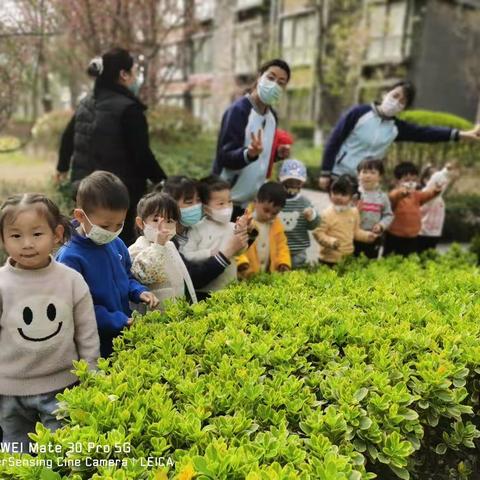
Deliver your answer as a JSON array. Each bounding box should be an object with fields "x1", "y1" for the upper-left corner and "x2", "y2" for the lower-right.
[{"x1": 302, "y1": 189, "x2": 330, "y2": 264}]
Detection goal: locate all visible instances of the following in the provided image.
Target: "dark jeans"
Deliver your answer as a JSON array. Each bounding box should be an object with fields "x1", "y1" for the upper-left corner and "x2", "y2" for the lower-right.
[
  {"x1": 354, "y1": 240, "x2": 381, "y2": 259},
  {"x1": 417, "y1": 236, "x2": 439, "y2": 253},
  {"x1": 384, "y1": 232, "x2": 418, "y2": 257},
  {"x1": 319, "y1": 259, "x2": 336, "y2": 268}
]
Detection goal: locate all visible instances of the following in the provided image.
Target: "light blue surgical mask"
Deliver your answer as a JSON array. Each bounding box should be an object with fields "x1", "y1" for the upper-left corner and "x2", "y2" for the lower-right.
[
  {"x1": 180, "y1": 204, "x2": 202, "y2": 227},
  {"x1": 257, "y1": 75, "x2": 283, "y2": 105},
  {"x1": 128, "y1": 77, "x2": 142, "y2": 96}
]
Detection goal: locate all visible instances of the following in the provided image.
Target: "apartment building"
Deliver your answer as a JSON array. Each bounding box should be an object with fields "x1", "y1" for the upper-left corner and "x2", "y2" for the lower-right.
[{"x1": 157, "y1": 0, "x2": 480, "y2": 129}]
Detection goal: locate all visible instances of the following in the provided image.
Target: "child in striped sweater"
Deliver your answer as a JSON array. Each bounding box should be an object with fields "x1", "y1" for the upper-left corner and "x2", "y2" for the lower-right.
[{"x1": 277, "y1": 159, "x2": 320, "y2": 268}]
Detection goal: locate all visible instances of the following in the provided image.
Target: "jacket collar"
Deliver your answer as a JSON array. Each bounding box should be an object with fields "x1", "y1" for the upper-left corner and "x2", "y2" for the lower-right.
[{"x1": 94, "y1": 84, "x2": 147, "y2": 111}]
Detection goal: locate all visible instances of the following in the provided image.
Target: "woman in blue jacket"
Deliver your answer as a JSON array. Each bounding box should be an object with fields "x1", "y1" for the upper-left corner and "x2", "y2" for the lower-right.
[
  {"x1": 318, "y1": 81, "x2": 480, "y2": 190},
  {"x1": 212, "y1": 59, "x2": 291, "y2": 219}
]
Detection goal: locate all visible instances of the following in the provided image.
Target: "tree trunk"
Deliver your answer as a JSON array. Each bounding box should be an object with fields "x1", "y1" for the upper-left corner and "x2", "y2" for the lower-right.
[
  {"x1": 211, "y1": 0, "x2": 236, "y2": 125},
  {"x1": 313, "y1": 0, "x2": 328, "y2": 147}
]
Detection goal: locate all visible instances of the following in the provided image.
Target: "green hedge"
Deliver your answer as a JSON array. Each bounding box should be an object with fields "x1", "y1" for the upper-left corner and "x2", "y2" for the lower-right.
[
  {"x1": 2, "y1": 251, "x2": 480, "y2": 479},
  {"x1": 389, "y1": 110, "x2": 478, "y2": 169},
  {"x1": 290, "y1": 122, "x2": 315, "y2": 141},
  {"x1": 31, "y1": 110, "x2": 73, "y2": 150},
  {"x1": 148, "y1": 106, "x2": 202, "y2": 144},
  {"x1": 443, "y1": 194, "x2": 480, "y2": 242}
]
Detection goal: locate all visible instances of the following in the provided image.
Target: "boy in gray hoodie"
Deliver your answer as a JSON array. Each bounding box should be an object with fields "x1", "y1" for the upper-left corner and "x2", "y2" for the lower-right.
[{"x1": 354, "y1": 158, "x2": 393, "y2": 259}]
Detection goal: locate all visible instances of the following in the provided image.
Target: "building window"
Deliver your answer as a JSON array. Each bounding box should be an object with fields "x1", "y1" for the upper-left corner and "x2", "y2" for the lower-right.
[
  {"x1": 163, "y1": 0, "x2": 185, "y2": 27},
  {"x1": 281, "y1": 14, "x2": 316, "y2": 67},
  {"x1": 234, "y1": 25, "x2": 260, "y2": 74},
  {"x1": 366, "y1": 0, "x2": 408, "y2": 62},
  {"x1": 236, "y1": 0, "x2": 263, "y2": 11},
  {"x1": 195, "y1": 0, "x2": 214, "y2": 21},
  {"x1": 192, "y1": 35, "x2": 213, "y2": 73},
  {"x1": 159, "y1": 43, "x2": 184, "y2": 81},
  {"x1": 158, "y1": 96, "x2": 185, "y2": 108}
]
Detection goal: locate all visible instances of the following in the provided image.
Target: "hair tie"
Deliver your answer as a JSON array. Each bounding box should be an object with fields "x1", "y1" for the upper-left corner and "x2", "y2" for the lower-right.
[{"x1": 89, "y1": 56, "x2": 104, "y2": 76}]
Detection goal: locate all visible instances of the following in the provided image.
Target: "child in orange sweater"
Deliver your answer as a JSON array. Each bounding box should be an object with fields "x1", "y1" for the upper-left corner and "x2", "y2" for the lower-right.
[
  {"x1": 384, "y1": 162, "x2": 442, "y2": 256},
  {"x1": 236, "y1": 182, "x2": 291, "y2": 278},
  {"x1": 313, "y1": 175, "x2": 377, "y2": 265}
]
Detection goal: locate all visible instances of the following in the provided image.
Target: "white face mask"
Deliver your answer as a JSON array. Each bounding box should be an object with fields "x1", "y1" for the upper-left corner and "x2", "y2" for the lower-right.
[
  {"x1": 143, "y1": 222, "x2": 176, "y2": 243},
  {"x1": 208, "y1": 207, "x2": 233, "y2": 224},
  {"x1": 334, "y1": 205, "x2": 350, "y2": 213},
  {"x1": 82, "y1": 212, "x2": 123, "y2": 245},
  {"x1": 402, "y1": 181, "x2": 417, "y2": 191},
  {"x1": 257, "y1": 75, "x2": 283, "y2": 105},
  {"x1": 380, "y1": 94, "x2": 404, "y2": 117}
]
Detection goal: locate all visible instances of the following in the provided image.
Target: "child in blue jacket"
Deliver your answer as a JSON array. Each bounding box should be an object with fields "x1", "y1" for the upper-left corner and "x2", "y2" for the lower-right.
[{"x1": 56, "y1": 171, "x2": 158, "y2": 357}]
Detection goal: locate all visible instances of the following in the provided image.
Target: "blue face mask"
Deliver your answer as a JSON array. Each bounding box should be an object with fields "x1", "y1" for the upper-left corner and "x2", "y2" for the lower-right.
[
  {"x1": 257, "y1": 75, "x2": 283, "y2": 105},
  {"x1": 128, "y1": 77, "x2": 142, "y2": 96},
  {"x1": 180, "y1": 204, "x2": 202, "y2": 227}
]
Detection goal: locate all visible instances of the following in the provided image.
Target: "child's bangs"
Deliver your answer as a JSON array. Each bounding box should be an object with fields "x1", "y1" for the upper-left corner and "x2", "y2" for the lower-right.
[{"x1": 137, "y1": 193, "x2": 180, "y2": 222}]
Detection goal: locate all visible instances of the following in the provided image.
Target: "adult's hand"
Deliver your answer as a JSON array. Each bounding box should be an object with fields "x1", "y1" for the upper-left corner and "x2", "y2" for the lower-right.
[
  {"x1": 247, "y1": 129, "x2": 263, "y2": 160},
  {"x1": 318, "y1": 176, "x2": 331, "y2": 191},
  {"x1": 277, "y1": 144, "x2": 291, "y2": 160},
  {"x1": 459, "y1": 124, "x2": 480, "y2": 141}
]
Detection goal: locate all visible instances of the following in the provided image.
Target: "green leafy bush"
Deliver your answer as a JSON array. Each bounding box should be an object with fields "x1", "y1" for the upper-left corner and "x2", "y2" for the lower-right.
[
  {"x1": 389, "y1": 110, "x2": 478, "y2": 169},
  {"x1": 148, "y1": 106, "x2": 202, "y2": 144},
  {"x1": 443, "y1": 194, "x2": 480, "y2": 242},
  {"x1": 31, "y1": 110, "x2": 73, "y2": 150},
  {"x1": 290, "y1": 122, "x2": 315, "y2": 141},
  {"x1": 398, "y1": 111, "x2": 473, "y2": 131},
  {"x1": 151, "y1": 134, "x2": 215, "y2": 180},
  {"x1": 0, "y1": 136, "x2": 22, "y2": 152},
  {"x1": 2, "y1": 252, "x2": 480, "y2": 479},
  {"x1": 469, "y1": 234, "x2": 480, "y2": 264}
]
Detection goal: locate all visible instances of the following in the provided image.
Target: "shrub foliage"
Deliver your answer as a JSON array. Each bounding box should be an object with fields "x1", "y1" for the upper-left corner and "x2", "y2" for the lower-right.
[{"x1": 1, "y1": 251, "x2": 480, "y2": 479}]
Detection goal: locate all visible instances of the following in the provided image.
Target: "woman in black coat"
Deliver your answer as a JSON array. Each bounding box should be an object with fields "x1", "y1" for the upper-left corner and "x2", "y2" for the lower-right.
[{"x1": 56, "y1": 47, "x2": 167, "y2": 245}]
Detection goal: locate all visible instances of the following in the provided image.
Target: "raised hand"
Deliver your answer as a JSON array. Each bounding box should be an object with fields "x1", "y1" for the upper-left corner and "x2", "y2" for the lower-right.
[
  {"x1": 303, "y1": 207, "x2": 315, "y2": 222},
  {"x1": 222, "y1": 228, "x2": 249, "y2": 257},
  {"x1": 247, "y1": 129, "x2": 263, "y2": 160},
  {"x1": 277, "y1": 144, "x2": 291, "y2": 160},
  {"x1": 318, "y1": 176, "x2": 331, "y2": 191},
  {"x1": 459, "y1": 124, "x2": 480, "y2": 141},
  {"x1": 153, "y1": 218, "x2": 171, "y2": 246}
]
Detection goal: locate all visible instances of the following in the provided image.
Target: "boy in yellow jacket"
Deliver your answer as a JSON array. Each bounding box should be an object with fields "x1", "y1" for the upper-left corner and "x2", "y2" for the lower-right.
[
  {"x1": 313, "y1": 175, "x2": 377, "y2": 265},
  {"x1": 237, "y1": 182, "x2": 291, "y2": 278}
]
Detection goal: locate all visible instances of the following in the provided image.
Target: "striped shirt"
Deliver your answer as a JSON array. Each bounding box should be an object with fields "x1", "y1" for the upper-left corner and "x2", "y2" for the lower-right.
[{"x1": 278, "y1": 194, "x2": 320, "y2": 253}]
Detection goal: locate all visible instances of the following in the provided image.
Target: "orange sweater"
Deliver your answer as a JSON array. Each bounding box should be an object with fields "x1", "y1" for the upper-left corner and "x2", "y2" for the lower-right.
[{"x1": 388, "y1": 188, "x2": 438, "y2": 238}]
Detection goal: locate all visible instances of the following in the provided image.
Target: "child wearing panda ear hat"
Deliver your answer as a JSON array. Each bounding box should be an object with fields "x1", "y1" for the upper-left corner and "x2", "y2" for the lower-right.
[{"x1": 278, "y1": 159, "x2": 320, "y2": 269}]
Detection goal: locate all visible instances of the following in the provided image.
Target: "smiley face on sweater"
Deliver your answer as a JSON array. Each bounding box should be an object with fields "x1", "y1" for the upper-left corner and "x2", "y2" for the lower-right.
[
  {"x1": 17, "y1": 303, "x2": 62, "y2": 342},
  {"x1": 279, "y1": 211, "x2": 300, "y2": 232},
  {"x1": 12, "y1": 297, "x2": 69, "y2": 345}
]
